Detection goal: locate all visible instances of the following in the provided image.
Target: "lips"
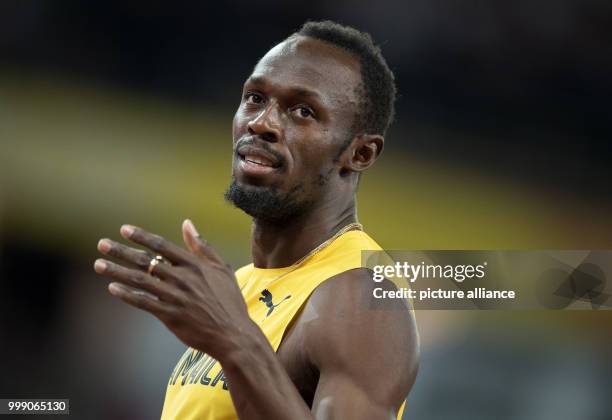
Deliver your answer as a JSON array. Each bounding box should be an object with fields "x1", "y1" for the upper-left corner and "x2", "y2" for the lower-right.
[
  {"x1": 236, "y1": 145, "x2": 281, "y2": 169},
  {"x1": 244, "y1": 154, "x2": 275, "y2": 167}
]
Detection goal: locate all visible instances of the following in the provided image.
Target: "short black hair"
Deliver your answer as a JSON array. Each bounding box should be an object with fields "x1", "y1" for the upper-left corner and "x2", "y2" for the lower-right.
[{"x1": 296, "y1": 20, "x2": 396, "y2": 137}]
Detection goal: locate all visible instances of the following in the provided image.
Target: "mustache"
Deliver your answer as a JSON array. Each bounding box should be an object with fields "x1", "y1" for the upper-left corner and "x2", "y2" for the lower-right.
[{"x1": 235, "y1": 136, "x2": 286, "y2": 165}]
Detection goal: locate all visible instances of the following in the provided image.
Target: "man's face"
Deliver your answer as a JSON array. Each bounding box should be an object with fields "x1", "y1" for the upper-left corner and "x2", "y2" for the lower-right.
[{"x1": 226, "y1": 35, "x2": 362, "y2": 223}]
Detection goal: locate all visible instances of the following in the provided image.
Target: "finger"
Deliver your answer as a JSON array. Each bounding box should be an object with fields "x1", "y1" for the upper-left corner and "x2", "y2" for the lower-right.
[
  {"x1": 98, "y1": 238, "x2": 151, "y2": 269},
  {"x1": 120, "y1": 225, "x2": 192, "y2": 265},
  {"x1": 94, "y1": 259, "x2": 181, "y2": 304},
  {"x1": 98, "y1": 238, "x2": 179, "y2": 280},
  {"x1": 108, "y1": 281, "x2": 174, "y2": 317},
  {"x1": 182, "y1": 219, "x2": 201, "y2": 255},
  {"x1": 182, "y1": 219, "x2": 224, "y2": 263},
  {"x1": 97, "y1": 238, "x2": 173, "y2": 280}
]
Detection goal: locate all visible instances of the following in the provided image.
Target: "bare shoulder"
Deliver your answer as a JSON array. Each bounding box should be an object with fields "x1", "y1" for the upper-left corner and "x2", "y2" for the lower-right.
[
  {"x1": 300, "y1": 268, "x2": 419, "y2": 407},
  {"x1": 308, "y1": 268, "x2": 413, "y2": 316}
]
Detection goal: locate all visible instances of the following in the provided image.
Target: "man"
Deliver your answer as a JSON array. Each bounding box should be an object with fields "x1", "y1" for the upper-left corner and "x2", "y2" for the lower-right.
[{"x1": 94, "y1": 21, "x2": 419, "y2": 419}]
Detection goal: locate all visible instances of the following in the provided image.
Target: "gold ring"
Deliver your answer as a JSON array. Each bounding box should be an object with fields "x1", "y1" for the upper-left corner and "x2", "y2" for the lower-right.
[{"x1": 147, "y1": 255, "x2": 166, "y2": 275}]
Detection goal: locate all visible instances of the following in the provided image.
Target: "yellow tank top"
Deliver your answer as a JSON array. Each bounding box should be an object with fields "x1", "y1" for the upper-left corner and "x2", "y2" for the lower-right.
[{"x1": 161, "y1": 230, "x2": 407, "y2": 419}]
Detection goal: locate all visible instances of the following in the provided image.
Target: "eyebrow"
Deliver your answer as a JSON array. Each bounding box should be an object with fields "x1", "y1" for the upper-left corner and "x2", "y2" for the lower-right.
[{"x1": 245, "y1": 75, "x2": 323, "y2": 103}]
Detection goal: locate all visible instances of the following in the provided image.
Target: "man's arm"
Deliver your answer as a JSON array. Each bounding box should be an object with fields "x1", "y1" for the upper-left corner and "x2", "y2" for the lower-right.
[
  {"x1": 94, "y1": 222, "x2": 418, "y2": 419},
  {"x1": 221, "y1": 269, "x2": 419, "y2": 420},
  {"x1": 307, "y1": 269, "x2": 419, "y2": 418}
]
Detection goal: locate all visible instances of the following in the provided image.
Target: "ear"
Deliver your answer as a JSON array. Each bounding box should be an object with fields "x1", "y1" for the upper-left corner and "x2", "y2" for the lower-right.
[{"x1": 340, "y1": 134, "x2": 384, "y2": 174}]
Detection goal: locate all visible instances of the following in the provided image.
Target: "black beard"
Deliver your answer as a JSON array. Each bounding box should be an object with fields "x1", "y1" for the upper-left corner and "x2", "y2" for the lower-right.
[{"x1": 224, "y1": 179, "x2": 312, "y2": 225}]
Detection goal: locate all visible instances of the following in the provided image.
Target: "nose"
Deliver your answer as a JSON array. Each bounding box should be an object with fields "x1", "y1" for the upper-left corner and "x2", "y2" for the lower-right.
[{"x1": 247, "y1": 102, "x2": 281, "y2": 142}]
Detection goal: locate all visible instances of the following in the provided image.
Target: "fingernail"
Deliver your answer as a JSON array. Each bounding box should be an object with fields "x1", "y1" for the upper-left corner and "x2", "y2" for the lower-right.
[
  {"x1": 94, "y1": 259, "x2": 107, "y2": 273},
  {"x1": 98, "y1": 239, "x2": 112, "y2": 253},
  {"x1": 120, "y1": 225, "x2": 135, "y2": 238},
  {"x1": 108, "y1": 283, "x2": 121, "y2": 295},
  {"x1": 185, "y1": 219, "x2": 199, "y2": 237}
]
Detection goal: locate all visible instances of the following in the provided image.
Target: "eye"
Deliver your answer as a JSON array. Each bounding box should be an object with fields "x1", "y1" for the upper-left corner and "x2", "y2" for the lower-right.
[
  {"x1": 245, "y1": 92, "x2": 264, "y2": 104},
  {"x1": 291, "y1": 105, "x2": 316, "y2": 119}
]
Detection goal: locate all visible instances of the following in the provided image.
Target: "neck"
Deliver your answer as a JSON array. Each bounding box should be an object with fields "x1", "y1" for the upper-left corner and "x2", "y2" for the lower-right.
[{"x1": 251, "y1": 196, "x2": 358, "y2": 268}]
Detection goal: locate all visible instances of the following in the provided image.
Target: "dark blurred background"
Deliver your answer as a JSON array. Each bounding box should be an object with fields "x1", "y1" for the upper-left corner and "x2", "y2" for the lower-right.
[{"x1": 1, "y1": 1, "x2": 611, "y2": 419}]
